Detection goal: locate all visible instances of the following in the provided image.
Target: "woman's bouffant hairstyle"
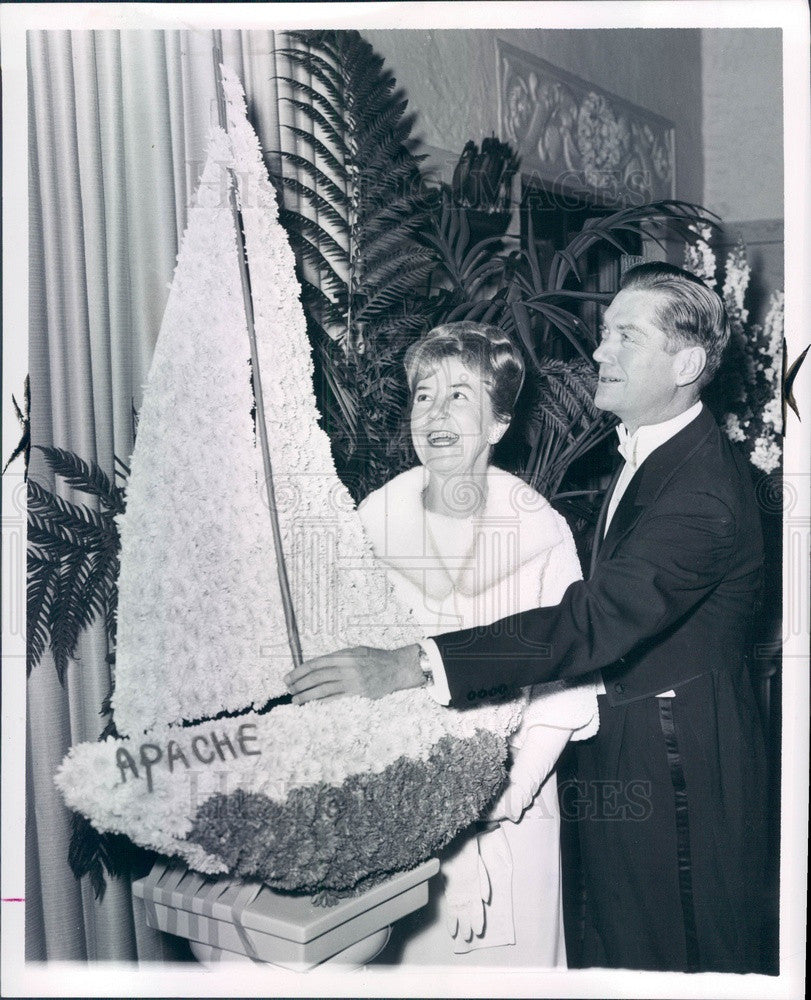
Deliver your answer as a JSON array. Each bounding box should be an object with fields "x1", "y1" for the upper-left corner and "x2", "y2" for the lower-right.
[
  {"x1": 620, "y1": 262, "x2": 731, "y2": 384},
  {"x1": 403, "y1": 321, "x2": 525, "y2": 424}
]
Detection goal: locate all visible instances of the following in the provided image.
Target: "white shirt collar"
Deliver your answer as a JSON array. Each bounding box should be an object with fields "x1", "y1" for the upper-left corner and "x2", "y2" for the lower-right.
[{"x1": 616, "y1": 401, "x2": 703, "y2": 468}]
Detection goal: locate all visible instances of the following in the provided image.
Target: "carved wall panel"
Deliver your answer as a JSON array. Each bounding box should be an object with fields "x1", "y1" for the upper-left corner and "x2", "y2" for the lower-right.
[{"x1": 497, "y1": 40, "x2": 675, "y2": 205}]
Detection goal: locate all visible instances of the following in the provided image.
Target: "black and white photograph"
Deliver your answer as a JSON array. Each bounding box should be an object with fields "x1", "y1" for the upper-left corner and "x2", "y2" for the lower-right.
[{"x1": 1, "y1": 2, "x2": 808, "y2": 997}]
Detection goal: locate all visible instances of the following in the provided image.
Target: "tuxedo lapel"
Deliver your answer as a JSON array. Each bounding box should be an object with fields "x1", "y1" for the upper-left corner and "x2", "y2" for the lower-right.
[
  {"x1": 599, "y1": 468, "x2": 646, "y2": 558},
  {"x1": 593, "y1": 408, "x2": 717, "y2": 569},
  {"x1": 589, "y1": 465, "x2": 623, "y2": 578}
]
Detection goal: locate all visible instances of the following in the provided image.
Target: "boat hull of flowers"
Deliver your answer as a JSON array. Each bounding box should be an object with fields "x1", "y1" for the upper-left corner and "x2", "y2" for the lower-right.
[{"x1": 56, "y1": 691, "x2": 518, "y2": 891}]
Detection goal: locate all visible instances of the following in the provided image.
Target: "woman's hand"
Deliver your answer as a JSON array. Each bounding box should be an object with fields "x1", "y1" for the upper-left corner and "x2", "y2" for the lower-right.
[
  {"x1": 486, "y1": 782, "x2": 532, "y2": 824},
  {"x1": 285, "y1": 644, "x2": 424, "y2": 703},
  {"x1": 442, "y1": 837, "x2": 491, "y2": 942},
  {"x1": 486, "y1": 724, "x2": 574, "y2": 823}
]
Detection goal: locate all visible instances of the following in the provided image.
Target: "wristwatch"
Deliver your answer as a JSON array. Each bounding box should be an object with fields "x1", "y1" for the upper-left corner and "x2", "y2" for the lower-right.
[{"x1": 417, "y1": 644, "x2": 434, "y2": 689}]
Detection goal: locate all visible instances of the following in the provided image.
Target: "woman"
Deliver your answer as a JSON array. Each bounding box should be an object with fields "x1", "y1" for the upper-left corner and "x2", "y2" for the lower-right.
[{"x1": 359, "y1": 321, "x2": 599, "y2": 967}]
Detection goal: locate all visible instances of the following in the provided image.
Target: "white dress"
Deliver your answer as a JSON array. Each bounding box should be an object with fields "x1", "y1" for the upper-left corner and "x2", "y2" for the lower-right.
[{"x1": 359, "y1": 465, "x2": 599, "y2": 967}]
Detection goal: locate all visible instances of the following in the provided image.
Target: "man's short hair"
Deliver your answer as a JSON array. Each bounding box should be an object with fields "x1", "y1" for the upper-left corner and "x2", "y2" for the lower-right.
[{"x1": 620, "y1": 262, "x2": 731, "y2": 384}]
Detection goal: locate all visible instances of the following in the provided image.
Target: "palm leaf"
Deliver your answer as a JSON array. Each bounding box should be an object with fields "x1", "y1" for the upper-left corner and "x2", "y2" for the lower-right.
[
  {"x1": 524, "y1": 301, "x2": 594, "y2": 358},
  {"x1": 550, "y1": 200, "x2": 718, "y2": 289}
]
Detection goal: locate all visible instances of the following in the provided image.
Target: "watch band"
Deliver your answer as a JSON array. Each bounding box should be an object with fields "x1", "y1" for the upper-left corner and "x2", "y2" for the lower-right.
[{"x1": 417, "y1": 644, "x2": 434, "y2": 688}]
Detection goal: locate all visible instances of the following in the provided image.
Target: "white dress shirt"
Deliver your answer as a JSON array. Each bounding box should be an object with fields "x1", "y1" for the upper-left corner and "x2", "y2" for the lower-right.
[{"x1": 423, "y1": 402, "x2": 705, "y2": 704}]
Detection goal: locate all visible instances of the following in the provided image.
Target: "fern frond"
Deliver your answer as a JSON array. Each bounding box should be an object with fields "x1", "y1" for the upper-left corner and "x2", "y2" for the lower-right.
[
  {"x1": 354, "y1": 262, "x2": 435, "y2": 320},
  {"x1": 354, "y1": 125, "x2": 419, "y2": 172},
  {"x1": 277, "y1": 152, "x2": 350, "y2": 210},
  {"x1": 276, "y1": 78, "x2": 346, "y2": 137},
  {"x1": 35, "y1": 446, "x2": 123, "y2": 512},
  {"x1": 277, "y1": 174, "x2": 349, "y2": 234},
  {"x1": 28, "y1": 480, "x2": 117, "y2": 548},
  {"x1": 354, "y1": 97, "x2": 409, "y2": 148},
  {"x1": 279, "y1": 210, "x2": 347, "y2": 264},
  {"x1": 279, "y1": 124, "x2": 346, "y2": 176},
  {"x1": 277, "y1": 98, "x2": 349, "y2": 160},
  {"x1": 68, "y1": 810, "x2": 156, "y2": 901},
  {"x1": 360, "y1": 247, "x2": 435, "y2": 291},
  {"x1": 284, "y1": 31, "x2": 346, "y2": 77},
  {"x1": 105, "y1": 582, "x2": 119, "y2": 650},
  {"x1": 285, "y1": 230, "x2": 347, "y2": 297},
  {"x1": 298, "y1": 279, "x2": 347, "y2": 330},
  {"x1": 356, "y1": 222, "x2": 430, "y2": 265},
  {"x1": 50, "y1": 551, "x2": 84, "y2": 684},
  {"x1": 27, "y1": 553, "x2": 58, "y2": 674},
  {"x1": 277, "y1": 46, "x2": 345, "y2": 101}
]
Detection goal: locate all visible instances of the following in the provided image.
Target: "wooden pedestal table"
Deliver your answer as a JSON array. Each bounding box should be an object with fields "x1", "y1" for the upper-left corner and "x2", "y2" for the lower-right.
[{"x1": 132, "y1": 858, "x2": 440, "y2": 970}]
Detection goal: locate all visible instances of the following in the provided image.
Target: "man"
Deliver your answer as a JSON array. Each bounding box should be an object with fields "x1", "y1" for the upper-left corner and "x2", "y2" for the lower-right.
[{"x1": 286, "y1": 263, "x2": 769, "y2": 973}]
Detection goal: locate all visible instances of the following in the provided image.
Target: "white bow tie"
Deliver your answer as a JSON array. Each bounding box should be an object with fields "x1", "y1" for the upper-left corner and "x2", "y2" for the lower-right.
[{"x1": 616, "y1": 425, "x2": 638, "y2": 467}]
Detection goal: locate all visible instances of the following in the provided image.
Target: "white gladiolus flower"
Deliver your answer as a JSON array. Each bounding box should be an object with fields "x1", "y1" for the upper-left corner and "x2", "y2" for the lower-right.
[
  {"x1": 723, "y1": 413, "x2": 747, "y2": 443},
  {"x1": 751, "y1": 437, "x2": 782, "y2": 474}
]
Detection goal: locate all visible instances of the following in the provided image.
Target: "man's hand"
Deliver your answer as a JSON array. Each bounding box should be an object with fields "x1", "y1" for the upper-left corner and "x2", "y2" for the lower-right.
[{"x1": 284, "y1": 644, "x2": 423, "y2": 703}]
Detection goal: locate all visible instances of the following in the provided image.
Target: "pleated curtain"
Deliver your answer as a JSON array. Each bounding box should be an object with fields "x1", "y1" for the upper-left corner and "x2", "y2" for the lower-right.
[{"x1": 26, "y1": 27, "x2": 333, "y2": 962}]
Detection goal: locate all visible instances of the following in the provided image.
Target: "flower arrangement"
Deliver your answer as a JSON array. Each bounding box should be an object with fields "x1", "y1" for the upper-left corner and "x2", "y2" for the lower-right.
[
  {"x1": 684, "y1": 224, "x2": 784, "y2": 474},
  {"x1": 55, "y1": 691, "x2": 520, "y2": 890},
  {"x1": 110, "y1": 75, "x2": 424, "y2": 738},
  {"x1": 54, "y1": 69, "x2": 526, "y2": 895}
]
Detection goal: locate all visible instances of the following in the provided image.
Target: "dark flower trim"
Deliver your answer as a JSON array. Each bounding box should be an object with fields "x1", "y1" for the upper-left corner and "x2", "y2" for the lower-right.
[{"x1": 186, "y1": 731, "x2": 507, "y2": 891}]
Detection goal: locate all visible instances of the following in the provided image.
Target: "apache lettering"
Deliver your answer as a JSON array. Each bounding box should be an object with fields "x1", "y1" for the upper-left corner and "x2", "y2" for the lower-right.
[{"x1": 115, "y1": 724, "x2": 261, "y2": 792}]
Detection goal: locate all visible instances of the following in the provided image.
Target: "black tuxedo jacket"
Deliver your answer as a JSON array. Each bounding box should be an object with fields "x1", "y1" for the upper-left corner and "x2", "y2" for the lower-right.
[{"x1": 433, "y1": 407, "x2": 764, "y2": 705}]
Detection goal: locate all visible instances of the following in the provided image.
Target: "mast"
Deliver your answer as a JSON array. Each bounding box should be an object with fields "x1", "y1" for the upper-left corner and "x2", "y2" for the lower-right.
[{"x1": 212, "y1": 32, "x2": 303, "y2": 668}]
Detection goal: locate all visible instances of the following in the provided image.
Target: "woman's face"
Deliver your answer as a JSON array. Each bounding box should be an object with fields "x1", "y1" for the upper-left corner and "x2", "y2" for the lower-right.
[{"x1": 410, "y1": 356, "x2": 508, "y2": 479}]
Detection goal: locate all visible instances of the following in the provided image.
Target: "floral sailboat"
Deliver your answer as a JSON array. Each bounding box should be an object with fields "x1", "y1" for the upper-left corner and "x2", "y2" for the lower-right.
[{"x1": 55, "y1": 69, "x2": 522, "y2": 892}]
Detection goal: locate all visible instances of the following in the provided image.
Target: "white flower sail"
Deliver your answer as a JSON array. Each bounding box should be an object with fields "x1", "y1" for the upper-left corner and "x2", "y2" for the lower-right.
[
  {"x1": 55, "y1": 70, "x2": 523, "y2": 890},
  {"x1": 112, "y1": 69, "x2": 420, "y2": 737}
]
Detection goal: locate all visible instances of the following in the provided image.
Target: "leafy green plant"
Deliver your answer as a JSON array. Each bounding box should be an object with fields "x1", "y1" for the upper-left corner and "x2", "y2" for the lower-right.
[
  {"x1": 27, "y1": 446, "x2": 126, "y2": 682},
  {"x1": 2, "y1": 375, "x2": 30, "y2": 479},
  {"x1": 269, "y1": 29, "x2": 718, "y2": 509},
  {"x1": 27, "y1": 447, "x2": 143, "y2": 897},
  {"x1": 451, "y1": 137, "x2": 518, "y2": 212},
  {"x1": 522, "y1": 357, "x2": 616, "y2": 497},
  {"x1": 421, "y1": 194, "x2": 718, "y2": 502},
  {"x1": 271, "y1": 29, "x2": 438, "y2": 500}
]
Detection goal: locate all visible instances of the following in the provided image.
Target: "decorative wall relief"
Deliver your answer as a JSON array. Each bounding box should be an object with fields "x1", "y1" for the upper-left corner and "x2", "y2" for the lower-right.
[{"x1": 497, "y1": 40, "x2": 675, "y2": 205}]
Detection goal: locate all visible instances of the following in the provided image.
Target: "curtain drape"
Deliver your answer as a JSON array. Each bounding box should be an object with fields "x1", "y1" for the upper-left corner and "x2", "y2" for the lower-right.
[{"x1": 26, "y1": 27, "x2": 322, "y2": 962}]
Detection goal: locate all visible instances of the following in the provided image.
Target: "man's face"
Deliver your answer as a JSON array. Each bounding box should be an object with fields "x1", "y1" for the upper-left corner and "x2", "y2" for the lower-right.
[{"x1": 593, "y1": 287, "x2": 683, "y2": 432}]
